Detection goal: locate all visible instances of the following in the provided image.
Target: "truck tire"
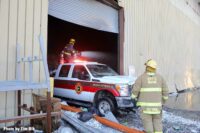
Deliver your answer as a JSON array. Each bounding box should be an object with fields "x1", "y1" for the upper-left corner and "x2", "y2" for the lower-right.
[{"x1": 96, "y1": 97, "x2": 116, "y2": 115}]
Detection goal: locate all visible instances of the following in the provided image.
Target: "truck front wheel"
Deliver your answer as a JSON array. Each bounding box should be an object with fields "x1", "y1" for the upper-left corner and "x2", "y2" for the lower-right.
[{"x1": 96, "y1": 97, "x2": 116, "y2": 115}]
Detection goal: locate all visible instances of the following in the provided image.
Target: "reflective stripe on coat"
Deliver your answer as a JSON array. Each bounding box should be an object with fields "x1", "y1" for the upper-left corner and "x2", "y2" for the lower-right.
[{"x1": 132, "y1": 72, "x2": 169, "y2": 114}]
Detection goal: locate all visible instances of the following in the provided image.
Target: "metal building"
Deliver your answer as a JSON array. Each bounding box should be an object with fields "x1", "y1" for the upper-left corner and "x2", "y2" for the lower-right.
[
  {"x1": 0, "y1": 0, "x2": 121, "y2": 127},
  {"x1": 0, "y1": 0, "x2": 48, "y2": 126},
  {"x1": 119, "y1": 0, "x2": 200, "y2": 92},
  {"x1": 0, "y1": 0, "x2": 200, "y2": 127}
]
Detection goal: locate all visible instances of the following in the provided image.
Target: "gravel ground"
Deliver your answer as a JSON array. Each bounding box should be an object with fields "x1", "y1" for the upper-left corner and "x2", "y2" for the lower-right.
[{"x1": 116, "y1": 107, "x2": 200, "y2": 133}]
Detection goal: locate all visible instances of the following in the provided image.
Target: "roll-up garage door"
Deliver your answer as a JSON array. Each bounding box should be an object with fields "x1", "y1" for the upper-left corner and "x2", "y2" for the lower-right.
[{"x1": 48, "y1": 0, "x2": 119, "y2": 33}]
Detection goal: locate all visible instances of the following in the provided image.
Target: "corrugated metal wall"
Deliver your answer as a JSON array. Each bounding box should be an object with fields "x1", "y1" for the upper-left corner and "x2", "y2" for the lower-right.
[
  {"x1": 119, "y1": 0, "x2": 200, "y2": 92},
  {"x1": 49, "y1": 0, "x2": 119, "y2": 33},
  {"x1": 0, "y1": 0, "x2": 48, "y2": 127}
]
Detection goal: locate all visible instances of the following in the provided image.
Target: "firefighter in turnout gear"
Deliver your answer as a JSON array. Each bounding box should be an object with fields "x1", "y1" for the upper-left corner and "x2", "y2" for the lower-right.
[
  {"x1": 60, "y1": 38, "x2": 76, "y2": 63},
  {"x1": 131, "y1": 59, "x2": 169, "y2": 133}
]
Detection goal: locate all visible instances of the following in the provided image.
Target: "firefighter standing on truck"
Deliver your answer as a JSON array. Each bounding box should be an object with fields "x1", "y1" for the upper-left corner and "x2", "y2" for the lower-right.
[
  {"x1": 131, "y1": 59, "x2": 169, "y2": 133},
  {"x1": 60, "y1": 38, "x2": 76, "y2": 63}
]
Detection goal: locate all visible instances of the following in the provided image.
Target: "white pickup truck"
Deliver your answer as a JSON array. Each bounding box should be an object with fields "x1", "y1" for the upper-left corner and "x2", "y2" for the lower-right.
[{"x1": 53, "y1": 61, "x2": 136, "y2": 114}]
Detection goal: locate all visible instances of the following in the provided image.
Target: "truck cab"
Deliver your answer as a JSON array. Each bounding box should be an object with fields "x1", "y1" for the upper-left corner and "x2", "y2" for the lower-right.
[{"x1": 54, "y1": 61, "x2": 136, "y2": 114}]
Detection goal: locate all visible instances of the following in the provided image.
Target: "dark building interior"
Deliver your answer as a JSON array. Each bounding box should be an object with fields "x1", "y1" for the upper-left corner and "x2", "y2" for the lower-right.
[{"x1": 47, "y1": 15, "x2": 119, "y2": 72}]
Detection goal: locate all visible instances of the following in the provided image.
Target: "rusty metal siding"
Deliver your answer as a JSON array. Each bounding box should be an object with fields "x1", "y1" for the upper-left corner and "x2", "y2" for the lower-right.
[
  {"x1": 0, "y1": 0, "x2": 48, "y2": 127},
  {"x1": 119, "y1": 0, "x2": 200, "y2": 92}
]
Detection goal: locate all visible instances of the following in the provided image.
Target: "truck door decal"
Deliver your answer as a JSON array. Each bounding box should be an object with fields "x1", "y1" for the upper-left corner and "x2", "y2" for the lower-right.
[{"x1": 75, "y1": 83, "x2": 83, "y2": 94}]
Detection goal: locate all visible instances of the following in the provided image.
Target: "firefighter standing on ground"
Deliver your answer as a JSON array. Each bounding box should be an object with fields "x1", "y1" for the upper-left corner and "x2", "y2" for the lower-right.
[
  {"x1": 60, "y1": 38, "x2": 76, "y2": 63},
  {"x1": 131, "y1": 59, "x2": 169, "y2": 133}
]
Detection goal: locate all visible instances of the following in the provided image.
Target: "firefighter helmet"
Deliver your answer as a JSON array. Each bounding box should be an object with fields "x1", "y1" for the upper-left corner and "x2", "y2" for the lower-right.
[
  {"x1": 145, "y1": 59, "x2": 157, "y2": 69},
  {"x1": 69, "y1": 38, "x2": 75, "y2": 45}
]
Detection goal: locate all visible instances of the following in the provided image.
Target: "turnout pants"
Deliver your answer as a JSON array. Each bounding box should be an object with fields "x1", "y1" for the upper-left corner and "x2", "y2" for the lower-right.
[{"x1": 140, "y1": 112, "x2": 162, "y2": 133}]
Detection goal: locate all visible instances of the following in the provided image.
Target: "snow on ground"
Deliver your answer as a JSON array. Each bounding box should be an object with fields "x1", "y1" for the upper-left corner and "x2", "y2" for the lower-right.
[
  {"x1": 163, "y1": 110, "x2": 200, "y2": 128},
  {"x1": 117, "y1": 108, "x2": 200, "y2": 133},
  {"x1": 163, "y1": 109, "x2": 200, "y2": 133}
]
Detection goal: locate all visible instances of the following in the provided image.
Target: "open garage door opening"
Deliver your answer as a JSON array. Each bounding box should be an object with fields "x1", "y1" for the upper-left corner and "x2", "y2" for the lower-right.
[{"x1": 47, "y1": 15, "x2": 119, "y2": 73}]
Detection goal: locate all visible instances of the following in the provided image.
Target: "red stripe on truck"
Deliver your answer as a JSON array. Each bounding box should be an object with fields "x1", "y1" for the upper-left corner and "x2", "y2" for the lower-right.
[{"x1": 54, "y1": 79, "x2": 120, "y2": 96}]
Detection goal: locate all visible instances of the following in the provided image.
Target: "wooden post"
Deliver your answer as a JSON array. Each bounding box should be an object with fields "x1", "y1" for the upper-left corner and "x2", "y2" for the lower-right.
[
  {"x1": 17, "y1": 90, "x2": 21, "y2": 125},
  {"x1": 46, "y1": 91, "x2": 52, "y2": 133}
]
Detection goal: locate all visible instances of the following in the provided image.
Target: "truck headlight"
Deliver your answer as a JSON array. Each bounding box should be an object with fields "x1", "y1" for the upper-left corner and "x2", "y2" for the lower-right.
[{"x1": 116, "y1": 84, "x2": 129, "y2": 96}]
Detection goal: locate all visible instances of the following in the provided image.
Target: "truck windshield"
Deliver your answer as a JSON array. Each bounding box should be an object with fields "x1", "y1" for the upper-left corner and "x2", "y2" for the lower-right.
[{"x1": 86, "y1": 64, "x2": 118, "y2": 78}]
